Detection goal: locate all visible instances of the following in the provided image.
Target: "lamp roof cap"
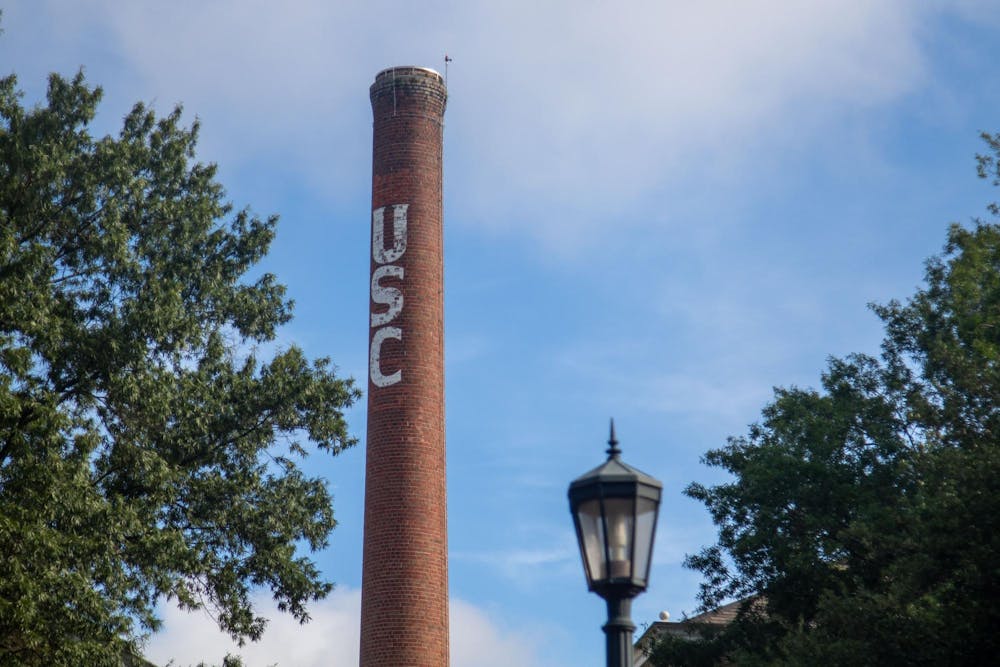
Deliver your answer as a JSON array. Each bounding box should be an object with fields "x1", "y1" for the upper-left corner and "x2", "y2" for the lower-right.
[{"x1": 569, "y1": 419, "x2": 662, "y2": 491}]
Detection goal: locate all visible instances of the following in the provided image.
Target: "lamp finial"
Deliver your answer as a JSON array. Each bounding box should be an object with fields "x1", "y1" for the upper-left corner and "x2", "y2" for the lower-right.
[{"x1": 607, "y1": 418, "x2": 621, "y2": 459}]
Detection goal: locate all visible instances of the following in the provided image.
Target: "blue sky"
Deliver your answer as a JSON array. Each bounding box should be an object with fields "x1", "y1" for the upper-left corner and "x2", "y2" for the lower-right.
[{"x1": 4, "y1": 1, "x2": 1000, "y2": 665}]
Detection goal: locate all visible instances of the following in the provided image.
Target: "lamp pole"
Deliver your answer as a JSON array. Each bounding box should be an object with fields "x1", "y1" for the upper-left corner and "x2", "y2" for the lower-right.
[
  {"x1": 568, "y1": 421, "x2": 663, "y2": 667},
  {"x1": 604, "y1": 597, "x2": 636, "y2": 667}
]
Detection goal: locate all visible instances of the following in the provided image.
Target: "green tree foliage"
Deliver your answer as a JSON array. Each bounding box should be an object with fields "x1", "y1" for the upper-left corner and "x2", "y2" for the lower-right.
[
  {"x1": 650, "y1": 136, "x2": 1000, "y2": 666},
  {"x1": 0, "y1": 69, "x2": 360, "y2": 666}
]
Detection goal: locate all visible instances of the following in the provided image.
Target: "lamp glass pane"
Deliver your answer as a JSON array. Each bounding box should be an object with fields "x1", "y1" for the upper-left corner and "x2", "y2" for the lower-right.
[
  {"x1": 633, "y1": 496, "x2": 658, "y2": 584},
  {"x1": 603, "y1": 497, "x2": 634, "y2": 580},
  {"x1": 575, "y1": 499, "x2": 605, "y2": 583}
]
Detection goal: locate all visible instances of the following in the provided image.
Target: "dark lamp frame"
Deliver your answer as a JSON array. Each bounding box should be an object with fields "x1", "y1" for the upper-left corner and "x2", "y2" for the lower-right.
[{"x1": 568, "y1": 421, "x2": 663, "y2": 667}]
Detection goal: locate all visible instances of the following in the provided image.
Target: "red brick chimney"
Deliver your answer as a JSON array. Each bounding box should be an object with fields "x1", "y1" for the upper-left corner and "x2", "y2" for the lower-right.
[{"x1": 360, "y1": 66, "x2": 449, "y2": 667}]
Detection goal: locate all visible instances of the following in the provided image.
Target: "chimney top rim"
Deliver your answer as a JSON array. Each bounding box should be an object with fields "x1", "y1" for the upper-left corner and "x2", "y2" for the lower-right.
[{"x1": 373, "y1": 66, "x2": 443, "y2": 82}]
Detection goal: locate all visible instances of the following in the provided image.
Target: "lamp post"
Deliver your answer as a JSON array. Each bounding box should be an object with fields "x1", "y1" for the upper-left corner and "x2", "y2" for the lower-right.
[{"x1": 568, "y1": 421, "x2": 663, "y2": 667}]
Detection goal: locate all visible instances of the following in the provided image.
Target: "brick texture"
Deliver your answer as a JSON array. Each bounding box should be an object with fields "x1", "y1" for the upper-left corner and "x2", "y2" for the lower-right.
[{"x1": 360, "y1": 66, "x2": 449, "y2": 667}]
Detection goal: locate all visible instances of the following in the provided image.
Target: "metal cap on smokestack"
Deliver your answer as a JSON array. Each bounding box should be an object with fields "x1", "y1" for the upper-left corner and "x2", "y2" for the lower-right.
[{"x1": 360, "y1": 66, "x2": 449, "y2": 667}]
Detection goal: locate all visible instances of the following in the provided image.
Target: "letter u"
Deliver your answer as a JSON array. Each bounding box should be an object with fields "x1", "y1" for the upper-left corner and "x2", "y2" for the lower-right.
[{"x1": 372, "y1": 204, "x2": 408, "y2": 264}]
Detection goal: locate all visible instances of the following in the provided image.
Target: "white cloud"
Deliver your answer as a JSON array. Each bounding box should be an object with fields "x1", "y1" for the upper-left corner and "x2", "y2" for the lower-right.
[
  {"x1": 144, "y1": 588, "x2": 546, "y2": 667},
  {"x1": 449, "y1": 598, "x2": 545, "y2": 667},
  {"x1": 440, "y1": 0, "x2": 930, "y2": 246},
  {"x1": 144, "y1": 589, "x2": 361, "y2": 667},
  {"x1": 19, "y1": 0, "x2": 948, "y2": 249}
]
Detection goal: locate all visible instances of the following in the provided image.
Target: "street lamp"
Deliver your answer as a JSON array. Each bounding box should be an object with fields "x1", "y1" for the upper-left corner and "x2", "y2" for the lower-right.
[{"x1": 568, "y1": 420, "x2": 663, "y2": 667}]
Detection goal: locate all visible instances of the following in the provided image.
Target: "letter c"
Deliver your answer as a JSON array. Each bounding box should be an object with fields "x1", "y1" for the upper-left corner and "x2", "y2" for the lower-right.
[{"x1": 370, "y1": 326, "x2": 402, "y2": 388}]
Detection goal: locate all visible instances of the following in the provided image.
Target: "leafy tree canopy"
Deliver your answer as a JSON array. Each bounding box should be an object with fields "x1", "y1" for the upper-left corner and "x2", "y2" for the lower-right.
[
  {"x1": 650, "y1": 134, "x2": 1000, "y2": 666},
  {"x1": 0, "y1": 66, "x2": 359, "y2": 666}
]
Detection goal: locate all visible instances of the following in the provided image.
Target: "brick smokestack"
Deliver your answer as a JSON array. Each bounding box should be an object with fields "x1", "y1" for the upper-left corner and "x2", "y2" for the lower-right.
[{"x1": 360, "y1": 66, "x2": 448, "y2": 666}]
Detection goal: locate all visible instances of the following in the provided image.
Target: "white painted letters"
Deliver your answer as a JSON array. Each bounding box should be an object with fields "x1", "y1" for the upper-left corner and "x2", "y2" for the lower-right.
[
  {"x1": 370, "y1": 326, "x2": 402, "y2": 388},
  {"x1": 369, "y1": 204, "x2": 408, "y2": 387},
  {"x1": 372, "y1": 204, "x2": 408, "y2": 264},
  {"x1": 371, "y1": 265, "x2": 404, "y2": 327}
]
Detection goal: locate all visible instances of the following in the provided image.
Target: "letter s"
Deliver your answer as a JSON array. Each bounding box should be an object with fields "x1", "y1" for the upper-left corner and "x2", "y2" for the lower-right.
[{"x1": 371, "y1": 265, "x2": 404, "y2": 327}]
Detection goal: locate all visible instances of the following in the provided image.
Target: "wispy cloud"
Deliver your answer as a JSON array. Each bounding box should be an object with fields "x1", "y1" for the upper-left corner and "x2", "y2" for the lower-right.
[
  {"x1": 454, "y1": 545, "x2": 576, "y2": 571},
  {"x1": 452, "y1": 525, "x2": 580, "y2": 586}
]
